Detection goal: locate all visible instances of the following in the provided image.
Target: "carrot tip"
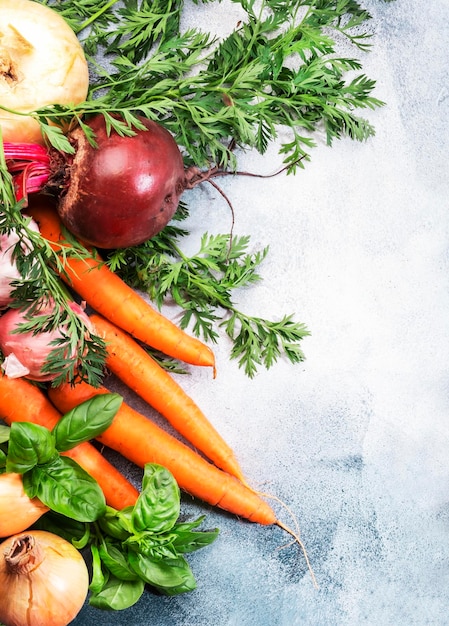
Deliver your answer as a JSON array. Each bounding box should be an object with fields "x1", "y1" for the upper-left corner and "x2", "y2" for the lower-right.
[
  {"x1": 275, "y1": 519, "x2": 318, "y2": 589},
  {"x1": 244, "y1": 483, "x2": 318, "y2": 589}
]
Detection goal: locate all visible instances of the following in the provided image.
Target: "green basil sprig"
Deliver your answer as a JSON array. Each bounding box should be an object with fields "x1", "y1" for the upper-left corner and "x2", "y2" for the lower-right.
[
  {"x1": 36, "y1": 463, "x2": 219, "y2": 610},
  {"x1": 2, "y1": 393, "x2": 122, "y2": 522}
]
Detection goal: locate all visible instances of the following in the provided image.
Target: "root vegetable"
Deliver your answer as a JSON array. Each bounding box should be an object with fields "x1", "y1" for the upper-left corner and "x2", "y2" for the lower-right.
[
  {"x1": 90, "y1": 314, "x2": 241, "y2": 479},
  {"x1": 27, "y1": 200, "x2": 216, "y2": 367},
  {"x1": 4, "y1": 113, "x2": 196, "y2": 248},
  {"x1": 0, "y1": 472, "x2": 49, "y2": 537},
  {"x1": 49, "y1": 379, "x2": 278, "y2": 525},
  {"x1": 0, "y1": 0, "x2": 89, "y2": 144},
  {"x1": 54, "y1": 114, "x2": 187, "y2": 248},
  {"x1": 0, "y1": 530, "x2": 89, "y2": 626}
]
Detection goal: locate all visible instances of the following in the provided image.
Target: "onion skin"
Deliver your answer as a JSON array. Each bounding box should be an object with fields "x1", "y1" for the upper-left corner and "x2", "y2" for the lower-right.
[
  {"x1": 0, "y1": 218, "x2": 40, "y2": 308},
  {"x1": 0, "y1": 231, "x2": 26, "y2": 309},
  {"x1": 0, "y1": 473, "x2": 49, "y2": 538},
  {"x1": 0, "y1": 530, "x2": 89, "y2": 626},
  {"x1": 0, "y1": 0, "x2": 89, "y2": 144},
  {"x1": 0, "y1": 301, "x2": 93, "y2": 382},
  {"x1": 54, "y1": 114, "x2": 187, "y2": 248}
]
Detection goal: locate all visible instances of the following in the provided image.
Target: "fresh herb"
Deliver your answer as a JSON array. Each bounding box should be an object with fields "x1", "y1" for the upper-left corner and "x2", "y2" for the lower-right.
[
  {"x1": 35, "y1": 463, "x2": 219, "y2": 610},
  {"x1": 0, "y1": 0, "x2": 393, "y2": 377},
  {"x1": 1, "y1": 394, "x2": 218, "y2": 608},
  {"x1": 1, "y1": 393, "x2": 122, "y2": 521}
]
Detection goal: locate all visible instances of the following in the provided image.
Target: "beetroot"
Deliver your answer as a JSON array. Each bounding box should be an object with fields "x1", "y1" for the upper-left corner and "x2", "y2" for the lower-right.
[
  {"x1": 4, "y1": 114, "x2": 225, "y2": 249},
  {"x1": 50, "y1": 115, "x2": 187, "y2": 248}
]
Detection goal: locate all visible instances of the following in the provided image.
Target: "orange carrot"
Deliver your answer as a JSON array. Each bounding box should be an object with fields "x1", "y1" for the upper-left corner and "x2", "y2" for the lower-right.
[
  {"x1": 27, "y1": 200, "x2": 215, "y2": 369},
  {"x1": 90, "y1": 313, "x2": 245, "y2": 481},
  {"x1": 0, "y1": 373, "x2": 139, "y2": 510},
  {"x1": 48, "y1": 380, "x2": 278, "y2": 526}
]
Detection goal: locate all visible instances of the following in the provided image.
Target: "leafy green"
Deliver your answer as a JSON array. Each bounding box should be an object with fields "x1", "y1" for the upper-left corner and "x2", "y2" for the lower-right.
[
  {"x1": 24, "y1": 456, "x2": 106, "y2": 522},
  {"x1": 35, "y1": 463, "x2": 219, "y2": 610},
  {"x1": 2, "y1": 394, "x2": 121, "y2": 521},
  {"x1": 52, "y1": 392, "x2": 122, "y2": 451},
  {"x1": 0, "y1": 0, "x2": 394, "y2": 377},
  {"x1": 108, "y1": 230, "x2": 310, "y2": 376},
  {"x1": 35, "y1": 0, "x2": 386, "y2": 170}
]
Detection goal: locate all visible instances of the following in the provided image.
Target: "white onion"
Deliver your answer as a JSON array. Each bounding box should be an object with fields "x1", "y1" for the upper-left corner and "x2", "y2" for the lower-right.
[{"x1": 0, "y1": 0, "x2": 89, "y2": 144}]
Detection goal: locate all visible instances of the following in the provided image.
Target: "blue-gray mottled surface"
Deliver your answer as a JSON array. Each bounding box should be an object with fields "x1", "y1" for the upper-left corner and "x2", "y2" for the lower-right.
[{"x1": 72, "y1": 1, "x2": 449, "y2": 624}]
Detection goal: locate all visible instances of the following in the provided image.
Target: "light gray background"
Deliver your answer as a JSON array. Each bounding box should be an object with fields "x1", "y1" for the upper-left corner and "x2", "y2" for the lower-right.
[{"x1": 74, "y1": 1, "x2": 449, "y2": 624}]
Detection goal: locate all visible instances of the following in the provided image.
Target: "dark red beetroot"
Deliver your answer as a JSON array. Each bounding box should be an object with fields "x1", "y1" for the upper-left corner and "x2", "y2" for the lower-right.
[
  {"x1": 52, "y1": 115, "x2": 187, "y2": 248},
  {"x1": 5, "y1": 114, "x2": 244, "y2": 250}
]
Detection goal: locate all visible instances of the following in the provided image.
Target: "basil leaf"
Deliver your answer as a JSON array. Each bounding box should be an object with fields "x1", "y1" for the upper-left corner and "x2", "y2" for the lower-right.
[
  {"x1": 0, "y1": 424, "x2": 10, "y2": 443},
  {"x1": 90, "y1": 544, "x2": 108, "y2": 595},
  {"x1": 0, "y1": 443, "x2": 7, "y2": 468},
  {"x1": 154, "y1": 574, "x2": 197, "y2": 597},
  {"x1": 128, "y1": 551, "x2": 192, "y2": 589},
  {"x1": 21, "y1": 469, "x2": 38, "y2": 499},
  {"x1": 89, "y1": 575, "x2": 145, "y2": 611},
  {"x1": 53, "y1": 393, "x2": 122, "y2": 452},
  {"x1": 132, "y1": 464, "x2": 180, "y2": 533},
  {"x1": 32, "y1": 510, "x2": 89, "y2": 545},
  {"x1": 27, "y1": 456, "x2": 106, "y2": 522},
  {"x1": 172, "y1": 521, "x2": 219, "y2": 553},
  {"x1": 98, "y1": 508, "x2": 132, "y2": 541},
  {"x1": 99, "y1": 542, "x2": 140, "y2": 581},
  {"x1": 6, "y1": 422, "x2": 57, "y2": 473}
]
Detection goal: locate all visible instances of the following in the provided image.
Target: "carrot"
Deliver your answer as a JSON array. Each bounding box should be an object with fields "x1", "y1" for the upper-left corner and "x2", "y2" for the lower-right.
[
  {"x1": 89, "y1": 313, "x2": 245, "y2": 481},
  {"x1": 27, "y1": 200, "x2": 215, "y2": 369},
  {"x1": 0, "y1": 373, "x2": 139, "y2": 510},
  {"x1": 48, "y1": 379, "x2": 278, "y2": 525}
]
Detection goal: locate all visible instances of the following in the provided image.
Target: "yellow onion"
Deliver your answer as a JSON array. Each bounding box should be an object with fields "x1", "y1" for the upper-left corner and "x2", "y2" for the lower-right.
[
  {"x1": 0, "y1": 473, "x2": 49, "y2": 538},
  {"x1": 0, "y1": 0, "x2": 89, "y2": 144},
  {"x1": 0, "y1": 530, "x2": 89, "y2": 626}
]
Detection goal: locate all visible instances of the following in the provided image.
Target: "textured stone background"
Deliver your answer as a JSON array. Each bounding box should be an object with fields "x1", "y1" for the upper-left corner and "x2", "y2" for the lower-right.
[{"x1": 73, "y1": 1, "x2": 449, "y2": 624}]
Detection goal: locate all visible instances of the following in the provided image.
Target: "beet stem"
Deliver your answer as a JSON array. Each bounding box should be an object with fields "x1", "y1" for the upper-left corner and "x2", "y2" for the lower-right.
[{"x1": 3, "y1": 142, "x2": 52, "y2": 202}]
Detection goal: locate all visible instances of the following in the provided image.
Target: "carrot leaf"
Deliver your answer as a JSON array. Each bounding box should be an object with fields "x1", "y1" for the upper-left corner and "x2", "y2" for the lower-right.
[
  {"x1": 0, "y1": 0, "x2": 394, "y2": 379},
  {"x1": 109, "y1": 230, "x2": 309, "y2": 376}
]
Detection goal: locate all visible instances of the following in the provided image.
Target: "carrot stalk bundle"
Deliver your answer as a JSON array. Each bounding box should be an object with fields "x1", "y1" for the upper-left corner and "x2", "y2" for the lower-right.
[
  {"x1": 27, "y1": 201, "x2": 215, "y2": 369},
  {"x1": 48, "y1": 380, "x2": 278, "y2": 526},
  {"x1": 90, "y1": 313, "x2": 246, "y2": 481},
  {"x1": 0, "y1": 373, "x2": 139, "y2": 510}
]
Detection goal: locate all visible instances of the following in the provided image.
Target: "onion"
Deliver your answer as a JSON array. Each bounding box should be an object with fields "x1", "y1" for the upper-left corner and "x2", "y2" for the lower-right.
[
  {"x1": 0, "y1": 217, "x2": 40, "y2": 308},
  {"x1": 0, "y1": 473, "x2": 49, "y2": 538},
  {"x1": 0, "y1": 0, "x2": 89, "y2": 144},
  {"x1": 0, "y1": 530, "x2": 89, "y2": 626},
  {"x1": 0, "y1": 300, "x2": 93, "y2": 381}
]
